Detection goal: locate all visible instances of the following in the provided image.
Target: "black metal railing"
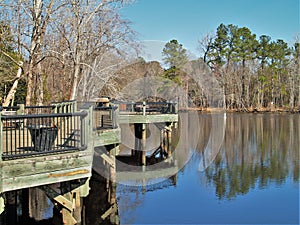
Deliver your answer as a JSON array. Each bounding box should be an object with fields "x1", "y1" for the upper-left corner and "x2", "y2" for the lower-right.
[
  {"x1": 52, "y1": 100, "x2": 77, "y2": 114},
  {"x1": 1, "y1": 111, "x2": 88, "y2": 160},
  {"x1": 93, "y1": 106, "x2": 119, "y2": 130},
  {"x1": 25, "y1": 105, "x2": 56, "y2": 114}
]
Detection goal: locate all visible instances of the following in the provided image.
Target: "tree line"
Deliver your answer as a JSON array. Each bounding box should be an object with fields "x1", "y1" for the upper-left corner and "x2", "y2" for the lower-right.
[
  {"x1": 185, "y1": 23, "x2": 299, "y2": 111},
  {"x1": 199, "y1": 24, "x2": 300, "y2": 111},
  {"x1": 147, "y1": 25, "x2": 299, "y2": 111},
  {"x1": 0, "y1": 1, "x2": 299, "y2": 111}
]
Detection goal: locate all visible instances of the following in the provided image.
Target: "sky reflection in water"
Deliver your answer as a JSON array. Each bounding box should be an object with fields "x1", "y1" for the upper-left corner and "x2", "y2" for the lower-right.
[{"x1": 117, "y1": 113, "x2": 300, "y2": 224}]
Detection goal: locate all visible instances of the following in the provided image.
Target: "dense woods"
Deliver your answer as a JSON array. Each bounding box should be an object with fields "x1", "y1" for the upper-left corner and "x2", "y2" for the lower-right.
[
  {"x1": 0, "y1": 1, "x2": 299, "y2": 111},
  {"x1": 0, "y1": 0, "x2": 137, "y2": 106},
  {"x1": 198, "y1": 24, "x2": 300, "y2": 111}
]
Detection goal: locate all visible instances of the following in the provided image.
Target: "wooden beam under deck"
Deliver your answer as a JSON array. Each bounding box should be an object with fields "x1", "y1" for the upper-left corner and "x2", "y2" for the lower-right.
[
  {"x1": 1, "y1": 151, "x2": 93, "y2": 193},
  {"x1": 94, "y1": 128, "x2": 121, "y2": 147},
  {"x1": 119, "y1": 114, "x2": 178, "y2": 124}
]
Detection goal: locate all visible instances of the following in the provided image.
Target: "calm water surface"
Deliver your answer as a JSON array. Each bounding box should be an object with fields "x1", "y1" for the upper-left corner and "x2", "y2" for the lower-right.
[
  {"x1": 1, "y1": 113, "x2": 299, "y2": 225},
  {"x1": 117, "y1": 113, "x2": 299, "y2": 224}
]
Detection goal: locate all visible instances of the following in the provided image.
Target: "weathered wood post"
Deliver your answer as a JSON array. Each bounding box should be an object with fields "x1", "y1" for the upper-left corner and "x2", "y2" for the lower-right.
[
  {"x1": 133, "y1": 124, "x2": 141, "y2": 159},
  {"x1": 160, "y1": 129, "x2": 165, "y2": 159},
  {"x1": 164, "y1": 128, "x2": 168, "y2": 156},
  {"x1": 167, "y1": 124, "x2": 172, "y2": 158},
  {"x1": 141, "y1": 123, "x2": 147, "y2": 166},
  {"x1": 168, "y1": 102, "x2": 173, "y2": 113},
  {"x1": 142, "y1": 101, "x2": 146, "y2": 116},
  {"x1": 17, "y1": 104, "x2": 25, "y2": 115},
  {"x1": 111, "y1": 105, "x2": 119, "y2": 129},
  {"x1": 141, "y1": 101, "x2": 147, "y2": 166}
]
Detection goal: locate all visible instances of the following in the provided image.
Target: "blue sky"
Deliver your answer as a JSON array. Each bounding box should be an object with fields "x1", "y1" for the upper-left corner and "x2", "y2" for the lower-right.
[{"x1": 121, "y1": 0, "x2": 300, "y2": 61}]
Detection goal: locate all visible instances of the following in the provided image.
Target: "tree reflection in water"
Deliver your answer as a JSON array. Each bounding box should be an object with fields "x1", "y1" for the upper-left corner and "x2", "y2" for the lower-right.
[{"x1": 197, "y1": 113, "x2": 299, "y2": 200}]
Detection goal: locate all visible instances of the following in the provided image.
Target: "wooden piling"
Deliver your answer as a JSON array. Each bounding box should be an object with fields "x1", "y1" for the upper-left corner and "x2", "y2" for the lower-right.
[
  {"x1": 167, "y1": 125, "x2": 172, "y2": 157},
  {"x1": 164, "y1": 128, "x2": 168, "y2": 156},
  {"x1": 141, "y1": 123, "x2": 146, "y2": 166},
  {"x1": 160, "y1": 129, "x2": 164, "y2": 159}
]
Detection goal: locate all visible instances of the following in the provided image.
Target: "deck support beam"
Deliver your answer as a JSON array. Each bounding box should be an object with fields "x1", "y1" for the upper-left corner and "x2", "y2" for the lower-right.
[{"x1": 40, "y1": 179, "x2": 90, "y2": 225}]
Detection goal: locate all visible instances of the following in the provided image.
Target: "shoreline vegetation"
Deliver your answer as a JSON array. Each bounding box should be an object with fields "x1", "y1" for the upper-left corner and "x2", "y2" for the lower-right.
[{"x1": 185, "y1": 106, "x2": 300, "y2": 113}]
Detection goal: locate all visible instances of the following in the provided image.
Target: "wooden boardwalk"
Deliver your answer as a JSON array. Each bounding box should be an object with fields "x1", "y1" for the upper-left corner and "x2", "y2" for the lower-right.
[{"x1": 0, "y1": 100, "x2": 178, "y2": 224}]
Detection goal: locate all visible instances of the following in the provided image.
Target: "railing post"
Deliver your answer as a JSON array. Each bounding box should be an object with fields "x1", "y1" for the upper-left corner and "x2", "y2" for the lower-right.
[
  {"x1": 168, "y1": 102, "x2": 172, "y2": 114},
  {"x1": 72, "y1": 101, "x2": 77, "y2": 113},
  {"x1": 143, "y1": 101, "x2": 146, "y2": 116},
  {"x1": 174, "y1": 103, "x2": 178, "y2": 114},
  {"x1": 51, "y1": 102, "x2": 58, "y2": 114},
  {"x1": 17, "y1": 104, "x2": 25, "y2": 115},
  {"x1": 112, "y1": 106, "x2": 119, "y2": 129},
  {"x1": 81, "y1": 104, "x2": 94, "y2": 151}
]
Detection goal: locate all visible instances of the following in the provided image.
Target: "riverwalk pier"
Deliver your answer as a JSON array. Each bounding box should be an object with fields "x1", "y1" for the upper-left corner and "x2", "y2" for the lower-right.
[{"x1": 0, "y1": 100, "x2": 178, "y2": 224}]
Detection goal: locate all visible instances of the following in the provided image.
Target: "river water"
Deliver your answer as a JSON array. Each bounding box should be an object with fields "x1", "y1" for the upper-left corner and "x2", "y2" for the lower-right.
[
  {"x1": 116, "y1": 112, "x2": 299, "y2": 224},
  {"x1": 1, "y1": 112, "x2": 299, "y2": 224}
]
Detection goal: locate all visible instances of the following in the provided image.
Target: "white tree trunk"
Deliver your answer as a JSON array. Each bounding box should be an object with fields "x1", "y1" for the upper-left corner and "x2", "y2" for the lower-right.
[{"x1": 3, "y1": 62, "x2": 23, "y2": 107}]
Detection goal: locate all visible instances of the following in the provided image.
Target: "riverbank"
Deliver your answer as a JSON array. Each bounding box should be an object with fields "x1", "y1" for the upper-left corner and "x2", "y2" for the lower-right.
[{"x1": 184, "y1": 106, "x2": 300, "y2": 113}]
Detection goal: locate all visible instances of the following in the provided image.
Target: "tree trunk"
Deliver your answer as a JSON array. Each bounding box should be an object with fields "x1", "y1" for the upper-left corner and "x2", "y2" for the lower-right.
[
  {"x1": 36, "y1": 62, "x2": 44, "y2": 106},
  {"x1": 70, "y1": 62, "x2": 81, "y2": 100},
  {"x1": 26, "y1": 63, "x2": 34, "y2": 106},
  {"x1": 289, "y1": 74, "x2": 295, "y2": 109},
  {"x1": 3, "y1": 62, "x2": 23, "y2": 107}
]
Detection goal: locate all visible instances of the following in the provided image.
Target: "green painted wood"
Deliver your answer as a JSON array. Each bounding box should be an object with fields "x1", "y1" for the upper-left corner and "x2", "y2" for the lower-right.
[
  {"x1": 2, "y1": 166, "x2": 92, "y2": 192},
  {"x1": 94, "y1": 151, "x2": 115, "y2": 169},
  {"x1": 119, "y1": 114, "x2": 178, "y2": 124},
  {"x1": 2, "y1": 151, "x2": 92, "y2": 178},
  {"x1": 0, "y1": 102, "x2": 96, "y2": 195},
  {"x1": 94, "y1": 128, "x2": 121, "y2": 147},
  {"x1": 116, "y1": 165, "x2": 178, "y2": 182},
  {"x1": 0, "y1": 195, "x2": 4, "y2": 214}
]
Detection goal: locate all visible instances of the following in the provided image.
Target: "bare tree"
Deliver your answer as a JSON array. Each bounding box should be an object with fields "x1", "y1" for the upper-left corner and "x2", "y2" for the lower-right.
[
  {"x1": 50, "y1": 0, "x2": 138, "y2": 101},
  {"x1": 1, "y1": 0, "x2": 137, "y2": 104},
  {"x1": 197, "y1": 32, "x2": 215, "y2": 67},
  {"x1": 1, "y1": 0, "x2": 63, "y2": 106}
]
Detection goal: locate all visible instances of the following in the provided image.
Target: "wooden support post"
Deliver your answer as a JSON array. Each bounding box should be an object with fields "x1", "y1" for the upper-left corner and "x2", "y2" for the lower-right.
[
  {"x1": 134, "y1": 124, "x2": 141, "y2": 162},
  {"x1": 167, "y1": 125, "x2": 172, "y2": 158},
  {"x1": 41, "y1": 179, "x2": 90, "y2": 225},
  {"x1": 77, "y1": 178, "x2": 90, "y2": 198},
  {"x1": 5, "y1": 192, "x2": 17, "y2": 225},
  {"x1": 160, "y1": 129, "x2": 164, "y2": 159},
  {"x1": 21, "y1": 189, "x2": 29, "y2": 223},
  {"x1": 109, "y1": 145, "x2": 117, "y2": 184},
  {"x1": 164, "y1": 128, "x2": 168, "y2": 157},
  {"x1": 61, "y1": 191, "x2": 77, "y2": 225},
  {"x1": 141, "y1": 123, "x2": 146, "y2": 166}
]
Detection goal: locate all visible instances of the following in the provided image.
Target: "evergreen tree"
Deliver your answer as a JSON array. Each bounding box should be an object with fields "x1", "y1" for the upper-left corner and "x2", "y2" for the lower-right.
[{"x1": 162, "y1": 39, "x2": 188, "y2": 68}]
